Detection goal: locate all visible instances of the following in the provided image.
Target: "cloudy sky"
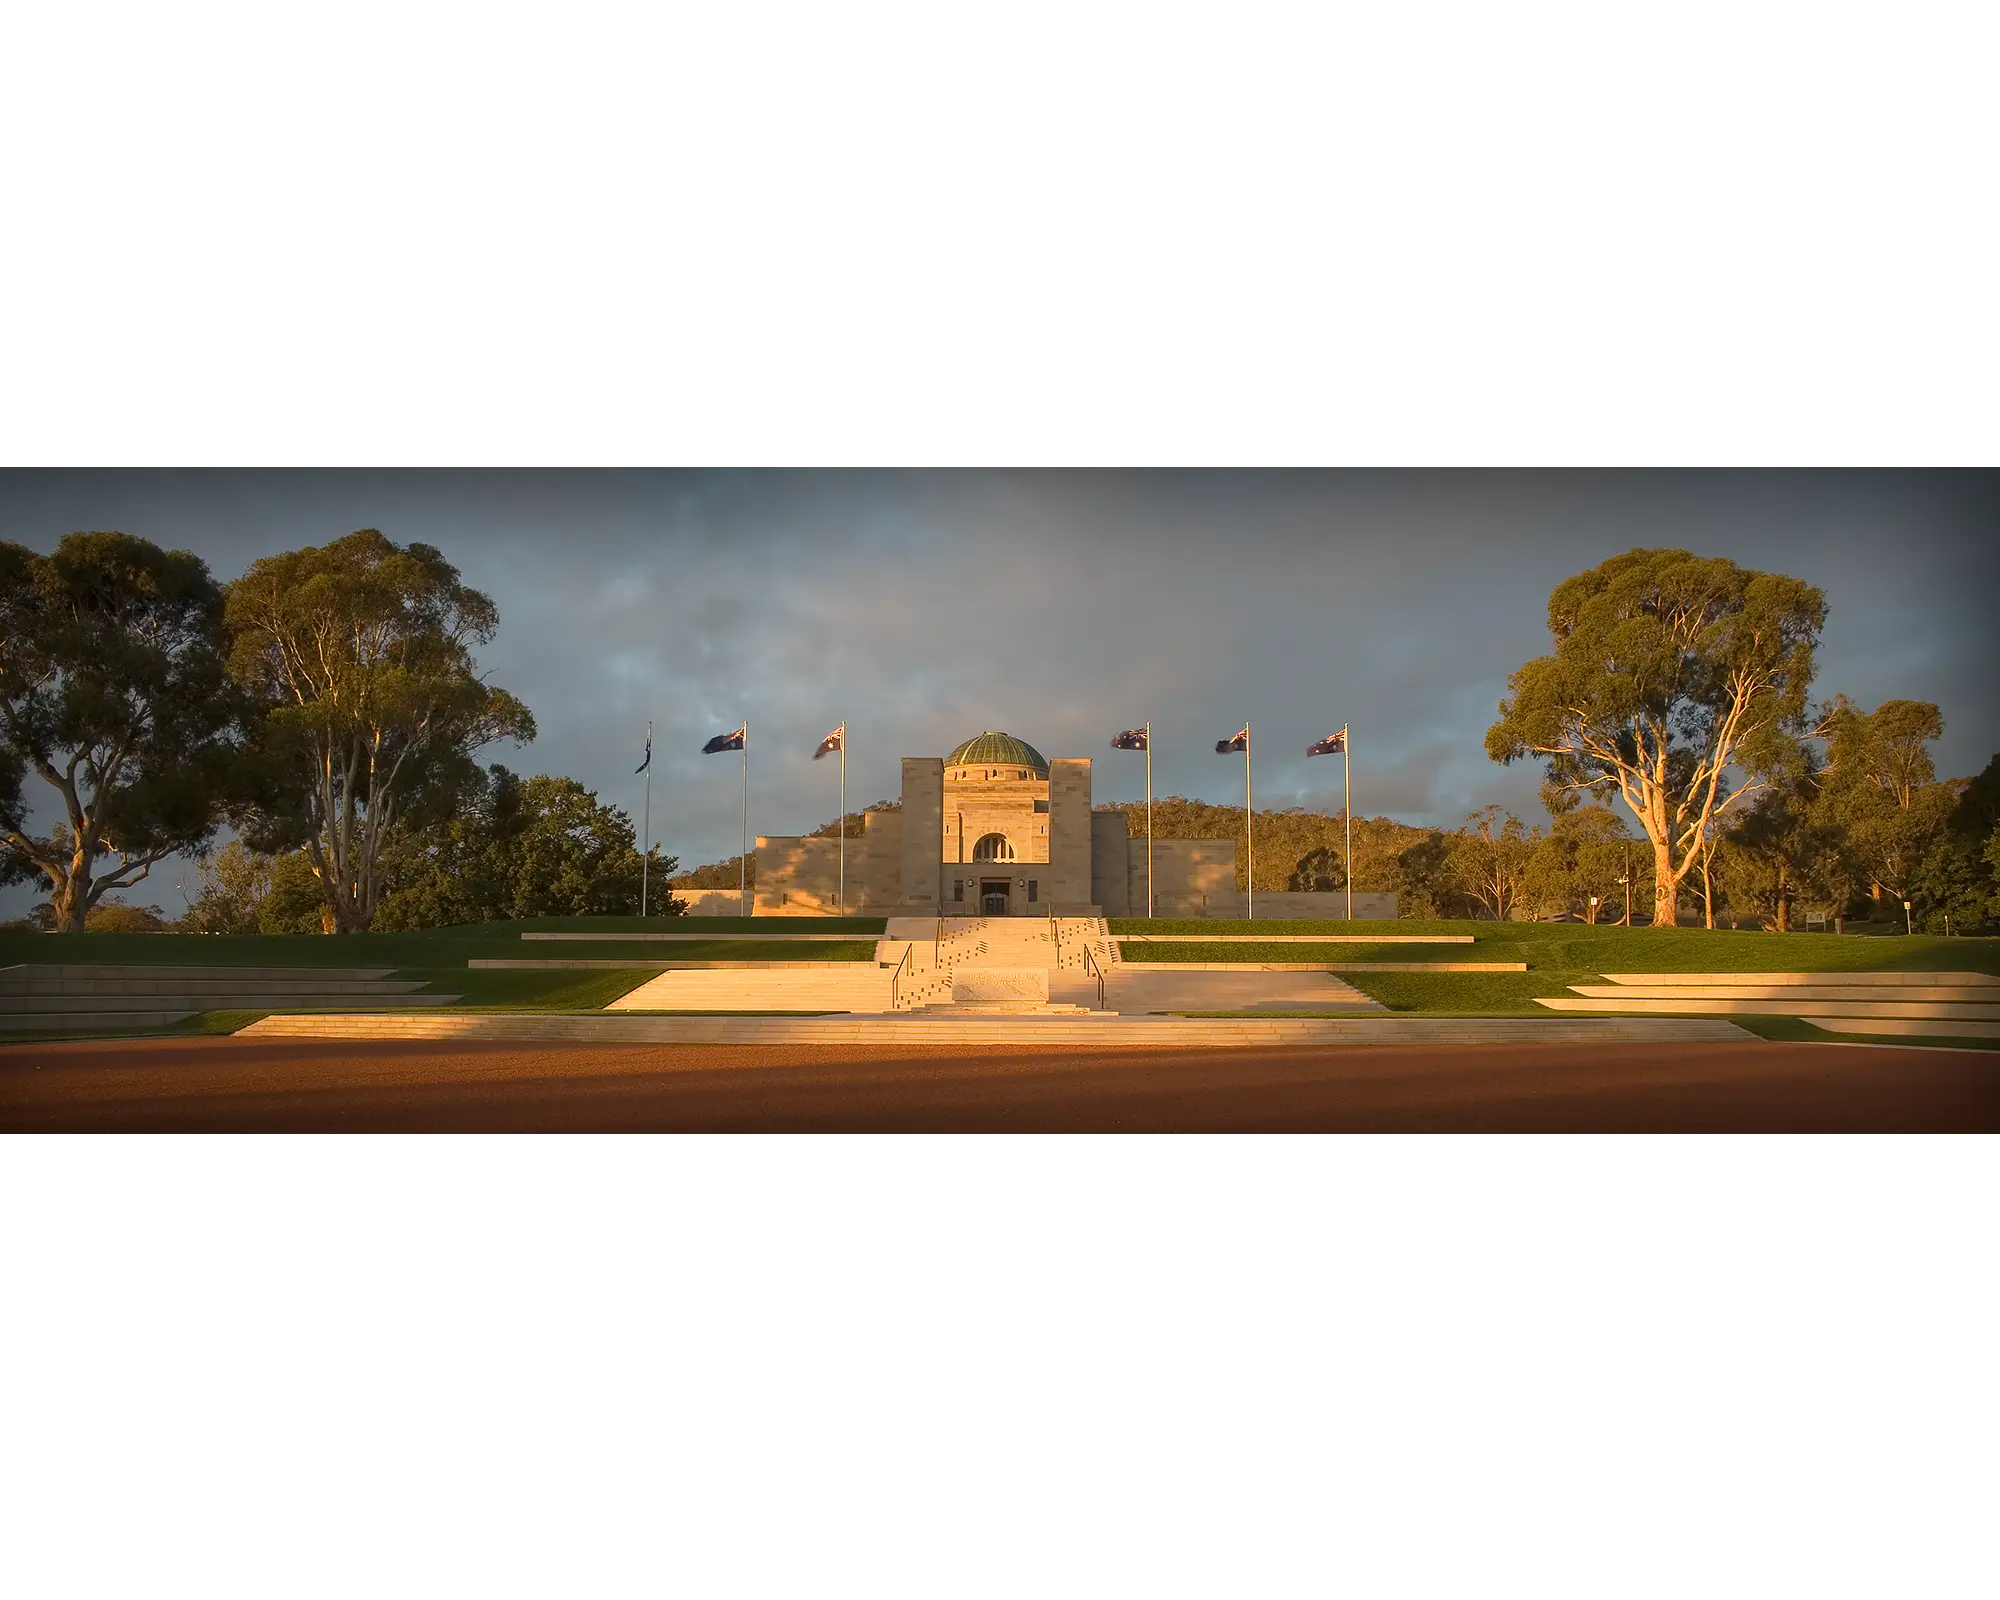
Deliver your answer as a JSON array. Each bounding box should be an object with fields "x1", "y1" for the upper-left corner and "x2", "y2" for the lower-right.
[{"x1": 2, "y1": 470, "x2": 1995, "y2": 914}]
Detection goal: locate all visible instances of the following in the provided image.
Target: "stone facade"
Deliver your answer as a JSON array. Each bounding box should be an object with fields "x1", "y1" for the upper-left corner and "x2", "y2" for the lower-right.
[{"x1": 746, "y1": 728, "x2": 1398, "y2": 919}]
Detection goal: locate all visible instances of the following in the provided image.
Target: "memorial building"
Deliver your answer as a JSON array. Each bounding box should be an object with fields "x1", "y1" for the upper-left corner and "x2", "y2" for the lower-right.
[{"x1": 691, "y1": 729, "x2": 1394, "y2": 919}]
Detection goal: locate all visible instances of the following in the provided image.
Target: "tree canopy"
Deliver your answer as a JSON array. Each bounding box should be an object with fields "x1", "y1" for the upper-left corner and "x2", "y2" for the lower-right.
[
  {"x1": 0, "y1": 532, "x2": 246, "y2": 931},
  {"x1": 1487, "y1": 548, "x2": 1826, "y2": 926},
  {"x1": 375, "y1": 768, "x2": 676, "y2": 928},
  {"x1": 226, "y1": 530, "x2": 535, "y2": 932}
]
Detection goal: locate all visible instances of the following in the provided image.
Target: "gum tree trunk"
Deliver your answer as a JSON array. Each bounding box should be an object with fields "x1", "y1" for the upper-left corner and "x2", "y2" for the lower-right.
[{"x1": 1653, "y1": 839, "x2": 1681, "y2": 928}]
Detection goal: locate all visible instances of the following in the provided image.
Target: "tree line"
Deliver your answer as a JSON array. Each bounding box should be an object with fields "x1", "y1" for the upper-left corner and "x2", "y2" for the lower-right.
[
  {"x1": 8, "y1": 537, "x2": 1994, "y2": 934},
  {"x1": 1, "y1": 529, "x2": 678, "y2": 934}
]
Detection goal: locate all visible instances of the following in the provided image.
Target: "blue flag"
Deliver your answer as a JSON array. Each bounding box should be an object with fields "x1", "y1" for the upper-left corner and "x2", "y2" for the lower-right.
[
  {"x1": 703, "y1": 725, "x2": 747, "y2": 754},
  {"x1": 635, "y1": 729, "x2": 652, "y2": 774},
  {"x1": 1215, "y1": 726, "x2": 1249, "y2": 754},
  {"x1": 1307, "y1": 726, "x2": 1347, "y2": 757}
]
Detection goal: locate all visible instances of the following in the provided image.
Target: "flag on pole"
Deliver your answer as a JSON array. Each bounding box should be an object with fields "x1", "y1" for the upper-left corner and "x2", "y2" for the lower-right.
[
  {"x1": 1110, "y1": 728, "x2": 1149, "y2": 750},
  {"x1": 1215, "y1": 726, "x2": 1249, "y2": 754},
  {"x1": 702, "y1": 725, "x2": 747, "y2": 754},
  {"x1": 813, "y1": 724, "x2": 845, "y2": 760},
  {"x1": 635, "y1": 729, "x2": 652, "y2": 773},
  {"x1": 1306, "y1": 726, "x2": 1348, "y2": 757}
]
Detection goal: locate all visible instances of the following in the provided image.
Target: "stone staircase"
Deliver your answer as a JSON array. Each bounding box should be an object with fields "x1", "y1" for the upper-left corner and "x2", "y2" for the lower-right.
[
  {"x1": 0, "y1": 964, "x2": 455, "y2": 1033},
  {"x1": 1534, "y1": 971, "x2": 2000, "y2": 1039},
  {"x1": 241, "y1": 1012, "x2": 1759, "y2": 1046},
  {"x1": 863, "y1": 917, "x2": 1398, "y2": 1016},
  {"x1": 875, "y1": 916, "x2": 1120, "y2": 1013}
]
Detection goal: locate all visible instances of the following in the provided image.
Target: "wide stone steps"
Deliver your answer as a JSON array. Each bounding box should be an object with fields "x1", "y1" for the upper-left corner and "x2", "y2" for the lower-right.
[
  {"x1": 1794, "y1": 1017, "x2": 2000, "y2": 1040},
  {"x1": 1535, "y1": 972, "x2": 2000, "y2": 1039},
  {"x1": 1539, "y1": 996, "x2": 2000, "y2": 1022},
  {"x1": 1596, "y1": 971, "x2": 1999, "y2": 987},
  {"x1": 0, "y1": 964, "x2": 403, "y2": 990},
  {"x1": 1569, "y1": 983, "x2": 1990, "y2": 1004},
  {"x1": 0, "y1": 964, "x2": 456, "y2": 1032},
  {"x1": 8, "y1": 1010, "x2": 203, "y2": 1032},
  {"x1": 239, "y1": 1013, "x2": 1759, "y2": 1046},
  {"x1": 3, "y1": 992, "x2": 456, "y2": 1013}
]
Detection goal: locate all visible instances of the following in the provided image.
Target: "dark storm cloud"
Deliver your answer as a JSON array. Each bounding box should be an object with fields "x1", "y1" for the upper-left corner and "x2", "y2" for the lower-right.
[{"x1": 2, "y1": 470, "x2": 1995, "y2": 911}]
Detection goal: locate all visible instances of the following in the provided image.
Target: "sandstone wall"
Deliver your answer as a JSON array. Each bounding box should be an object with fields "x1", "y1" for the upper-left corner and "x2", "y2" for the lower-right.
[
  {"x1": 1046, "y1": 758, "x2": 1094, "y2": 909},
  {"x1": 1090, "y1": 811, "x2": 1132, "y2": 915},
  {"x1": 899, "y1": 758, "x2": 944, "y2": 911},
  {"x1": 748, "y1": 807, "x2": 904, "y2": 914},
  {"x1": 673, "y1": 888, "x2": 754, "y2": 916}
]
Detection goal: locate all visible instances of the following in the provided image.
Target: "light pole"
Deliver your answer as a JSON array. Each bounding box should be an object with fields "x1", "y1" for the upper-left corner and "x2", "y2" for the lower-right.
[{"x1": 1903, "y1": 899, "x2": 1914, "y2": 935}]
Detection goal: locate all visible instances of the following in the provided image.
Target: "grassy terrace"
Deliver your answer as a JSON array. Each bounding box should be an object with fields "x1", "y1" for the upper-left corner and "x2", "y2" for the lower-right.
[
  {"x1": 0, "y1": 917, "x2": 885, "y2": 1037},
  {"x1": 1111, "y1": 919, "x2": 2000, "y2": 1021},
  {"x1": 0, "y1": 917, "x2": 883, "y2": 973}
]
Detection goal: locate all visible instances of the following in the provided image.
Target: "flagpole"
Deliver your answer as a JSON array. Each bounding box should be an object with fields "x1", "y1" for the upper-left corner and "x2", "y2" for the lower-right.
[
  {"x1": 741, "y1": 721, "x2": 749, "y2": 917},
  {"x1": 1344, "y1": 733, "x2": 1353, "y2": 923},
  {"x1": 838, "y1": 728, "x2": 846, "y2": 916},
  {"x1": 1145, "y1": 720, "x2": 1153, "y2": 920},
  {"x1": 1245, "y1": 722, "x2": 1254, "y2": 921},
  {"x1": 641, "y1": 720, "x2": 652, "y2": 918}
]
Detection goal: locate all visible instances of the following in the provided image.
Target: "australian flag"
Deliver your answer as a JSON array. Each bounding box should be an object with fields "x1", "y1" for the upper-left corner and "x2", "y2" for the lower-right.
[
  {"x1": 702, "y1": 724, "x2": 747, "y2": 754},
  {"x1": 813, "y1": 724, "x2": 845, "y2": 760},
  {"x1": 635, "y1": 728, "x2": 652, "y2": 774},
  {"x1": 1307, "y1": 726, "x2": 1348, "y2": 758},
  {"x1": 1110, "y1": 728, "x2": 1148, "y2": 751},
  {"x1": 1215, "y1": 725, "x2": 1249, "y2": 754}
]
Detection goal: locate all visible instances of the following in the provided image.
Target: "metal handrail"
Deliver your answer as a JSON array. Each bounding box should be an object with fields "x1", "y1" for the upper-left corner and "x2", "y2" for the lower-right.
[
  {"x1": 1082, "y1": 941, "x2": 1105, "y2": 1011},
  {"x1": 891, "y1": 942, "x2": 913, "y2": 1010},
  {"x1": 1049, "y1": 907, "x2": 1061, "y2": 968}
]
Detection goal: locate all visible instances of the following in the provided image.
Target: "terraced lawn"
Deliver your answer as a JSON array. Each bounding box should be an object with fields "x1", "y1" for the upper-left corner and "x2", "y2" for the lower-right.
[
  {"x1": 0, "y1": 923, "x2": 881, "y2": 971},
  {"x1": 1109, "y1": 920, "x2": 2000, "y2": 1020},
  {"x1": 1113, "y1": 921, "x2": 2000, "y2": 975}
]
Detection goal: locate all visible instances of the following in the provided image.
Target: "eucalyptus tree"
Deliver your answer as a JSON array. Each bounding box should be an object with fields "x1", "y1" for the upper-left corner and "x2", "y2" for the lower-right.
[
  {"x1": 0, "y1": 533, "x2": 244, "y2": 932},
  {"x1": 1448, "y1": 805, "x2": 1534, "y2": 921},
  {"x1": 1816, "y1": 697, "x2": 1954, "y2": 910},
  {"x1": 226, "y1": 530, "x2": 535, "y2": 933},
  {"x1": 1487, "y1": 549, "x2": 1826, "y2": 928},
  {"x1": 373, "y1": 768, "x2": 677, "y2": 929}
]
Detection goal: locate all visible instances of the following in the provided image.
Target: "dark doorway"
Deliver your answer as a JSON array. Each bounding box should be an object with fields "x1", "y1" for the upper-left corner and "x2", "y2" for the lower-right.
[{"x1": 981, "y1": 879, "x2": 1011, "y2": 916}]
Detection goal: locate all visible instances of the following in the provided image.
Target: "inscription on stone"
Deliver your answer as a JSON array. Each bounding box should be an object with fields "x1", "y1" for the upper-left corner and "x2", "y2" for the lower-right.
[{"x1": 953, "y1": 967, "x2": 1050, "y2": 1003}]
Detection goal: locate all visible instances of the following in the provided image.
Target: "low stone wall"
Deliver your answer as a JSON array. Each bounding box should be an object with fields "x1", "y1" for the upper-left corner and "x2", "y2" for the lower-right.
[
  {"x1": 1245, "y1": 892, "x2": 1399, "y2": 920},
  {"x1": 1127, "y1": 890, "x2": 1402, "y2": 919},
  {"x1": 672, "y1": 889, "x2": 753, "y2": 916}
]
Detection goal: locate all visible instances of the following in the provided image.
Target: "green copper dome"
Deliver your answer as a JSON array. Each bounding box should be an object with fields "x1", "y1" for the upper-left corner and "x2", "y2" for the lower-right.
[{"x1": 945, "y1": 731, "x2": 1049, "y2": 775}]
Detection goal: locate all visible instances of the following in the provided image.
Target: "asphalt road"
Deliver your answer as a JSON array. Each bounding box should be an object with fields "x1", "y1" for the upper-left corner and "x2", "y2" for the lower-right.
[{"x1": 2, "y1": 1034, "x2": 1995, "y2": 1131}]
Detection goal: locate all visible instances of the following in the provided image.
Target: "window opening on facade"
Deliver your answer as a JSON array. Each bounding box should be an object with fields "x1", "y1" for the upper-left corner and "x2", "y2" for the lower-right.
[{"x1": 971, "y1": 833, "x2": 1015, "y2": 862}]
